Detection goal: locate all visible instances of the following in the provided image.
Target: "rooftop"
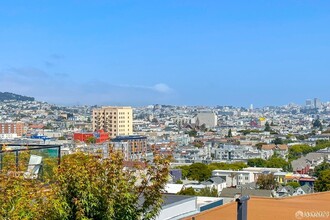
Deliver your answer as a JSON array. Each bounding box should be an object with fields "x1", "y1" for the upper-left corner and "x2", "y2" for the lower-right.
[{"x1": 182, "y1": 191, "x2": 330, "y2": 220}]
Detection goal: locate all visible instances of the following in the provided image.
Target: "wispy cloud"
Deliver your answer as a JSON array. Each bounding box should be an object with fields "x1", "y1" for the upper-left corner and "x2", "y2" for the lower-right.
[
  {"x1": 0, "y1": 66, "x2": 176, "y2": 105},
  {"x1": 152, "y1": 83, "x2": 173, "y2": 93},
  {"x1": 118, "y1": 83, "x2": 174, "y2": 94}
]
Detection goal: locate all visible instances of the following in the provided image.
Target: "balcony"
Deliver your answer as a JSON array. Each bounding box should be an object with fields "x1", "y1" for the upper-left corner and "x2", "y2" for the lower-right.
[{"x1": 0, "y1": 144, "x2": 61, "y2": 180}]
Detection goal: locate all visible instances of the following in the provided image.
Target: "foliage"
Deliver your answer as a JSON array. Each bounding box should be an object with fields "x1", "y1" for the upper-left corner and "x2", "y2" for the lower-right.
[
  {"x1": 187, "y1": 129, "x2": 197, "y2": 137},
  {"x1": 247, "y1": 158, "x2": 267, "y2": 167},
  {"x1": 266, "y1": 155, "x2": 290, "y2": 171},
  {"x1": 0, "y1": 91, "x2": 34, "y2": 102},
  {"x1": 312, "y1": 119, "x2": 323, "y2": 130},
  {"x1": 175, "y1": 179, "x2": 183, "y2": 184},
  {"x1": 44, "y1": 122, "x2": 54, "y2": 130},
  {"x1": 197, "y1": 187, "x2": 219, "y2": 197},
  {"x1": 296, "y1": 134, "x2": 309, "y2": 140},
  {"x1": 0, "y1": 174, "x2": 54, "y2": 219},
  {"x1": 315, "y1": 170, "x2": 330, "y2": 192},
  {"x1": 288, "y1": 144, "x2": 314, "y2": 160},
  {"x1": 177, "y1": 187, "x2": 218, "y2": 197},
  {"x1": 187, "y1": 163, "x2": 211, "y2": 182},
  {"x1": 85, "y1": 136, "x2": 97, "y2": 144},
  {"x1": 264, "y1": 122, "x2": 271, "y2": 132},
  {"x1": 256, "y1": 173, "x2": 277, "y2": 190},
  {"x1": 177, "y1": 162, "x2": 247, "y2": 182},
  {"x1": 208, "y1": 162, "x2": 247, "y2": 171},
  {"x1": 247, "y1": 155, "x2": 291, "y2": 171},
  {"x1": 272, "y1": 137, "x2": 283, "y2": 145},
  {"x1": 288, "y1": 141, "x2": 330, "y2": 160},
  {"x1": 192, "y1": 140, "x2": 204, "y2": 148},
  {"x1": 227, "y1": 129, "x2": 233, "y2": 138},
  {"x1": 286, "y1": 182, "x2": 301, "y2": 189},
  {"x1": 238, "y1": 129, "x2": 261, "y2": 135},
  {"x1": 313, "y1": 161, "x2": 330, "y2": 178},
  {"x1": 0, "y1": 151, "x2": 170, "y2": 220},
  {"x1": 177, "y1": 187, "x2": 197, "y2": 196},
  {"x1": 176, "y1": 165, "x2": 190, "y2": 179},
  {"x1": 255, "y1": 142, "x2": 267, "y2": 150}
]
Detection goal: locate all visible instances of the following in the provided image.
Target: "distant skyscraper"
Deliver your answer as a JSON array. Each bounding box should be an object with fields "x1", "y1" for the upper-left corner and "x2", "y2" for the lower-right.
[
  {"x1": 314, "y1": 98, "x2": 322, "y2": 109},
  {"x1": 92, "y1": 106, "x2": 133, "y2": 138},
  {"x1": 250, "y1": 104, "x2": 254, "y2": 110}
]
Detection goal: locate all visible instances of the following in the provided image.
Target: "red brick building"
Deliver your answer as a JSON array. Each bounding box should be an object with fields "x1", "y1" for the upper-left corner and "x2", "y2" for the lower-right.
[
  {"x1": 0, "y1": 122, "x2": 24, "y2": 137},
  {"x1": 74, "y1": 130, "x2": 109, "y2": 143}
]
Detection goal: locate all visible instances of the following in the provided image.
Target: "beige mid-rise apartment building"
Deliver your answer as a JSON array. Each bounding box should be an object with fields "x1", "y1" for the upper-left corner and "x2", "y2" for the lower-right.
[{"x1": 92, "y1": 106, "x2": 133, "y2": 138}]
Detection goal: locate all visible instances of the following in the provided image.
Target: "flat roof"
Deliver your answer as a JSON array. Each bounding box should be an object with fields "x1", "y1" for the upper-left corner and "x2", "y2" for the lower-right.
[
  {"x1": 111, "y1": 135, "x2": 147, "y2": 141},
  {"x1": 182, "y1": 191, "x2": 330, "y2": 220}
]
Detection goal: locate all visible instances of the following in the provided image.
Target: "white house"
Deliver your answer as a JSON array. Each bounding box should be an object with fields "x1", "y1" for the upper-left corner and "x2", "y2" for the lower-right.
[{"x1": 211, "y1": 170, "x2": 254, "y2": 187}]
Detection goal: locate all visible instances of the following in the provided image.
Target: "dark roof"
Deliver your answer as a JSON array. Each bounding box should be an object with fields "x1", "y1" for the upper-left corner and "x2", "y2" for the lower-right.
[
  {"x1": 201, "y1": 177, "x2": 226, "y2": 185},
  {"x1": 220, "y1": 188, "x2": 272, "y2": 198},
  {"x1": 138, "y1": 194, "x2": 195, "y2": 208},
  {"x1": 111, "y1": 135, "x2": 147, "y2": 142},
  {"x1": 162, "y1": 194, "x2": 195, "y2": 207},
  {"x1": 299, "y1": 184, "x2": 312, "y2": 193}
]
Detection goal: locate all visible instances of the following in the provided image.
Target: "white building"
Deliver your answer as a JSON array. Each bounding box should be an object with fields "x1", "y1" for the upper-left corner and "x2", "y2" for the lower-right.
[
  {"x1": 211, "y1": 170, "x2": 254, "y2": 187},
  {"x1": 195, "y1": 111, "x2": 217, "y2": 128}
]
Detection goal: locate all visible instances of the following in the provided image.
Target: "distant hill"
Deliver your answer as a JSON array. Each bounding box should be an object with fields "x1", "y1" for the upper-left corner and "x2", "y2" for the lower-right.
[{"x1": 0, "y1": 92, "x2": 35, "y2": 102}]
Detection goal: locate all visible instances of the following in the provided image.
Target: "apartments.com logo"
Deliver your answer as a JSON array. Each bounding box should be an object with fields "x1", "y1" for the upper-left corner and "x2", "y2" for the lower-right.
[{"x1": 295, "y1": 210, "x2": 330, "y2": 219}]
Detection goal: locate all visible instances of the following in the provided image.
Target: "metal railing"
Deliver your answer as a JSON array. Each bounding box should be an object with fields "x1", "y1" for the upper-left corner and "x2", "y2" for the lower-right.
[{"x1": 0, "y1": 144, "x2": 61, "y2": 175}]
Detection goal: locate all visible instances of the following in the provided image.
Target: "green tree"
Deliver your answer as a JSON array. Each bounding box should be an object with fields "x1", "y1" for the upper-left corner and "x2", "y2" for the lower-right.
[
  {"x1": 86, "y1": 136, "x2": 97, "y2": 144},
  {"x1": 314, "y1": 161, "x2": 330, "y2": 178},
  {"x1": 315, "y1": 170, "x2": 330, "y2": 192},
  {"x1": 272, "y1": 137, "x2": 283, "y2": 145},
  {"x1": 247, "y1": 158, "x2": 267, "y2": 167},
  {"x1": 187, "y1": 163, "x2": 211, "y2": 182},
  {"x1": 264, "y1": 122, "x2": 271, "y2": 132},
  {"x1": 176, "y1": 165, "x2": 189, "y2": 179},
  {"x1": 227, "y1": 129, "x2": 233, "y2": 138},
  {"x1": 197, "y1": 187, "x2": 218, "y2": 197},
  {"x1": 51, "y1": 152, "x2": 170, "y2": 220},
  {"x1": 313, "y1": 119, "x2": 323, "y2": 130},
  {"x1": 187, "y1": 129, "x2": 197, "y2": 137},
  {"x1": 175, "y1": 179, "x2": 183, "y2": 184},
  {"x1": 44, "y1": 122, "x2": 53, "y2": 130},
  {"x1": 0, "y1": 151, "x2": 170, "y2": 220},
  {"x1": 286, "y1": 182, "x2": 301, "y2": 189},
  {"x1": 266, "y1": 155, "x2": 290, "y2": 171},
  {"x1": 177, "y1": 187, "x2": 196, "y2": 196},
  {"x1": 256, "y1": 173, "x2": 277, "y2": 190},
  {"x1": 255, "y1": 142, "x2": 267, "y2": 150},
  {"x1": 0, "y1": 174, "x2": 54, "y2": 219},
  {"x1": 207, "y1": 162, "x2": 247, "y2": 172},
  {"x1": 193, "y1": 141, "x2": 204, "y2": 148}
]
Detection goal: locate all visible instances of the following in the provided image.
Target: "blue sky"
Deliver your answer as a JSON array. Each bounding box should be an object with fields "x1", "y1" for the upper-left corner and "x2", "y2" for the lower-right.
[{"x1": 0, "y1": 1, "x2": 329, "y2": 107}]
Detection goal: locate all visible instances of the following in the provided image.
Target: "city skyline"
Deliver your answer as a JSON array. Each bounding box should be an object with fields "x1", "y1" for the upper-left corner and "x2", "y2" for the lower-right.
[{"x1": 1, "y1": 1, "x2": 330, "y2": 106}]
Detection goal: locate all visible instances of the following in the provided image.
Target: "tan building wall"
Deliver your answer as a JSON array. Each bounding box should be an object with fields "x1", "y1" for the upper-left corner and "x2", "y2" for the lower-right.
[
  {"x1": 182, "y1": 192, "x2": 330, "y2": 220},
  {"x1": 0, "y1": 122, "x2": 24, "y2": 137},
  {"x1": 92, "y1": 106, "x2": 133, "y2": 138}
]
